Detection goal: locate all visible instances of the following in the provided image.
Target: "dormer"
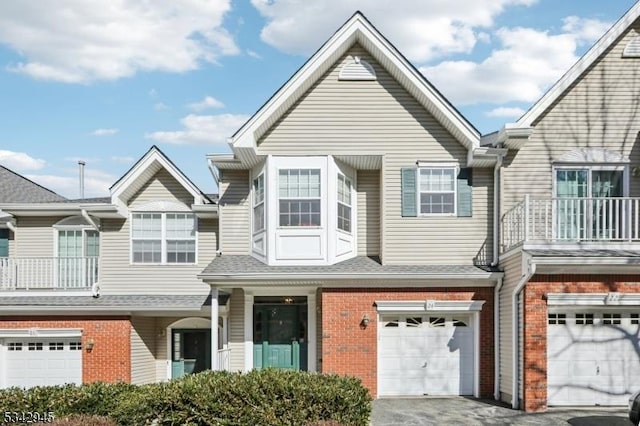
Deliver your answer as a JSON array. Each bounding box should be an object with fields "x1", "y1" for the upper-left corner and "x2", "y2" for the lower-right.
[{"x1": 249, "y1": 156, "x2": 356, "y2": 266}]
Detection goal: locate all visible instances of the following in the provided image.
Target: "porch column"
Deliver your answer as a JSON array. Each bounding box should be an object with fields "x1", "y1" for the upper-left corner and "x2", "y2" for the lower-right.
[
  {"x1": 308, "y1": 290, "x2": 317, "y2": 372},
  {"x1": 244, "y1": 293, "x2": 254, "y2": 371},
  {"x1": 211, "y1": 288, "x2": 219, "y2": 371}
]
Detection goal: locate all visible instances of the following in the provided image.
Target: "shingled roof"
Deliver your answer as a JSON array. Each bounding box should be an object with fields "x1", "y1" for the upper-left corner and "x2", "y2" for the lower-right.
[{"x1": 0, "y1": 165, "x2": 66, "y2": 203}]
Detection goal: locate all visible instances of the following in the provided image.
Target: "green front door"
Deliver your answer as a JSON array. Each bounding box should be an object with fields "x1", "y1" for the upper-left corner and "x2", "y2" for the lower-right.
[
  {"x1": 171, "y1": 329, "x2": 211, "y2": 379},
  {"x1": 253, "y1": 302, "x2": 307, "y2": 370}
]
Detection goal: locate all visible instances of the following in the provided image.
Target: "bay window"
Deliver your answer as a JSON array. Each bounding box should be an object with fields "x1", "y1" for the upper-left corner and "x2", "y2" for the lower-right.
[
  {"x1": 278, "y1": 169, "x2": 321, "y2": 227},
  {"x1": 132, "y1": 212, "x2": 196, "y2": 264},
  {"x1": 253, "y1": 174, "x2": 265, "y2": 232}
]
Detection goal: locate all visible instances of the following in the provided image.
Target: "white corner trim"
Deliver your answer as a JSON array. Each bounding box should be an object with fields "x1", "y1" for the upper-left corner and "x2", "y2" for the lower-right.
[
  {"x1": 547, "y1": 292, "x2": 640, "y2": 306},
  {"x1": 375, "y1": 300, "x2": 485, "y2": 312},
  {"x1": 0, "y1": 328, "x2": 83, "y2": 338}
]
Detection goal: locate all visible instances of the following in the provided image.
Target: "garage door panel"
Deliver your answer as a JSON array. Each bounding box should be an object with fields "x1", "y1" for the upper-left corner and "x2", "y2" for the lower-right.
[
  {"x1": 547, "y1": 311, "x2": 640, "y2": 406},
  {"x1": 378, "y1": 314, "x2": 475, "y2": 397}
]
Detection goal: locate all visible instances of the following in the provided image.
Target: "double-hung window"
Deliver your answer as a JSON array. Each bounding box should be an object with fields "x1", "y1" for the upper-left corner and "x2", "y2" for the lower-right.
[
  {"x1": 278, "y1": 169, "x2": 321, "y2": 227},
  {"x1": 337, "y1": 174, "x2": 352, "y2": 232},
  {"x1": 253, "y1": 174, "x2": 265, "y2": 233},
  {"x1": 419, "y1": 167, "x2": 456, "y2": 215},
  {"x1": 132, "y1": 213, "x2": 196, "y2": 264}
]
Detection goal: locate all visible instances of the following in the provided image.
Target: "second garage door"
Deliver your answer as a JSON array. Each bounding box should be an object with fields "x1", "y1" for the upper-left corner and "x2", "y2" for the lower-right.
[
  {"x1": 547, "y1": 311, "x2": 640, "y2": 406},
  {"x1": 378, "y1": 314, "x2": 474, "y2": 397},
  {"x1": 2, "y1": 338, "x2": 82, "y2": 388}
]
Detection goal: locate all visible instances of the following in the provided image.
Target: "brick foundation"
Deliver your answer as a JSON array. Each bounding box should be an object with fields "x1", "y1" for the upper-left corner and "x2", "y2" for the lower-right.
[
  {"x1": 321, "y1": 288, "x2": 494, "y2": 398},
  {"x1": 523, "y1": 275, "x2": 640, "y2": 412},
  {"x1": 0, "y1": 316, "x2": 132, "y2": 384}
]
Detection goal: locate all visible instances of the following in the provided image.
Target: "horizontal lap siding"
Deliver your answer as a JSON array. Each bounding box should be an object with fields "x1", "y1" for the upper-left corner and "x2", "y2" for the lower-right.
[
  {"x1": 130, "y1": 316, "x2": 157, "y2": 384},
  {"x1": 100, "y1": 170, "x2": 216, "y2": 295},
  {"x1": 503, "y1": 21, "x2": 640, "y2": 212},
  {"x1": 128, "y1": 169, "x2": 193, "y2": 208},
  {"x1": 14, "y1": 217, "x2": 62, "y2": 257},
  {"x1": 219, "y1": 170, "x2": 250, "y2": 255},
  {"x1": 498, "y1": 251, "x2": 522, "y2": 403},
  {"x1": 257, "y1": 44, "x2": 492, "y2": 265},
  {"x1": 357, "y1": 170, "x2": 380, "y2": 256},
  {"x1": 228, "y1": 288, "x2": 245, "y2": 371}
]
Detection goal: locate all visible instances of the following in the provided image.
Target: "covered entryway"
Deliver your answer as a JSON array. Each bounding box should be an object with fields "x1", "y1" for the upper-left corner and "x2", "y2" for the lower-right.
[
  {"x1": 253, "y1": 296, "x2": 308, "y2": 371},
  {"x1": 547, "y1": 309, "x2": 640, "y2": 406},
  {"x1": 2, "y1": 337, "x2": 82, "y2": 388},
  {"x1": 378, "y1": 314, "x2": 475, "y2": 397},
  {"x1": 171, "y1": 329, "x2": 211, "y2": 378}
]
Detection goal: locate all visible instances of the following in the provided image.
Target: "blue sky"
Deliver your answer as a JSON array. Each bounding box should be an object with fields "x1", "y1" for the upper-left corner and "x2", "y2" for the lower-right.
[{"x1": 0, "y1": 0, "x2": 636, "y2": 198}]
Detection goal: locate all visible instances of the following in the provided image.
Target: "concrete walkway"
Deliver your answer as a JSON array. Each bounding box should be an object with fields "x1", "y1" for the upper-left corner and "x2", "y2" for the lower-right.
[{"x1": 371, "y1": 398, "x2": 631, "y2": 425}]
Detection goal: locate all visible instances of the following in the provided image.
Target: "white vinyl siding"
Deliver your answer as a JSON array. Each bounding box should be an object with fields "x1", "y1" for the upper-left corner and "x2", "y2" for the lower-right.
[
  {"x1": 498, "y1": 251, "x2": 522, "y2": 404},
  {"x1": 254, "y1": 44, "x2": 492, "y2": 265},
  {"x1": 128, "y1": 169, "x2": 194, "y2": 208},
  {"x1": 502, "y1": 21, "x2": 640, "y2": 218},
  {"x1": 357, "y1": 170, "x2": 380, "y2": 256},
  {"x1": 229, "y1": 288, "x2": 245, "y2": 372},
  {"x1": 219, "y1": 170, "x2": 250, "y2": 255},
  {"x1": 13, "y1": 217, "x2": 60, "y2": 257}
]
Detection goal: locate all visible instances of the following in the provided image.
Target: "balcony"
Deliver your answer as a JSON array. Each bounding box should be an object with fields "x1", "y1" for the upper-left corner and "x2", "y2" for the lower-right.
[
  {"x1": 502, "y1": 195, "x2": 640, "y2": 252},
  {"x1": 0, "y1": 257, "x2": 99, "y2": 291}
]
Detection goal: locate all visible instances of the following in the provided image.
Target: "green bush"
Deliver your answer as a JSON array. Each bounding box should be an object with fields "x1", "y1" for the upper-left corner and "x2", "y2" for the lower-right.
[{"x1": 0, "y1": 370, "x2": 371, "y2": 426}]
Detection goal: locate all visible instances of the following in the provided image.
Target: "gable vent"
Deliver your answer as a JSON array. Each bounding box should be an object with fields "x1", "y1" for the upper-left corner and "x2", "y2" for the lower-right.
[
  {"x1": 338, "y1": 56, "x2": 376, "y2": 81},
  {"x1": 623, "y1": 35, "x2": 640, "y2": 57}
]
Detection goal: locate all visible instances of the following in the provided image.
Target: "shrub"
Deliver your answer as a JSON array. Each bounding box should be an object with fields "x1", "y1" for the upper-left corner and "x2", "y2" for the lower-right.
[{"x1": 0, "y1": 370, "x2": 372, "y2": 426}]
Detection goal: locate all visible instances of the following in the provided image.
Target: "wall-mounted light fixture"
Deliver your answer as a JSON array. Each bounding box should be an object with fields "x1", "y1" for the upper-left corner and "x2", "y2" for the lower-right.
[
  {"x1": 86, "y1": 338, "x2": 95, "y2": 352},
  {"x1": 360, "y1": 314, "x2": 370, "y2": 328}
]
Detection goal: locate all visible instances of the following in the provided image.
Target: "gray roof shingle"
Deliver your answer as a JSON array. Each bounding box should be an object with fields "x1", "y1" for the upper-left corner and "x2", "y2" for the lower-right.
[
  {"x1": 200, "y1": 255, "x2": 499, "y2": 278},
  {"x1": 0, "y1": 294, "x2": 228, "y2": 309},
  {"x1": 0, "y1": 166, "x2": 66, "y2": 203}
]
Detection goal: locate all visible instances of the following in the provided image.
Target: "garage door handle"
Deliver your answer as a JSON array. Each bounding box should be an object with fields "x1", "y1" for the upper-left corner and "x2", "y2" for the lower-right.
[
  {"x1": 422, "y1": 362, "x2": 427, "y2": 368},
  {"x1": 596, "y1": 366, "x2": 600, "y2": 375}
]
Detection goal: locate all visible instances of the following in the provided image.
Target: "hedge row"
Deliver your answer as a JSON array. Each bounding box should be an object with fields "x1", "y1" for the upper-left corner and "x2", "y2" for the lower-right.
[{"x1": 0, "y1": 369, "x2": 372, "y2": 425}]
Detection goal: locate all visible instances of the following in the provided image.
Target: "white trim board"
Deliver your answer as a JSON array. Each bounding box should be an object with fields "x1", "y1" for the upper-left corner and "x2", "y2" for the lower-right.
[
  {"x1": 0, "y1": 328, "x2": 83, "y2": 338},
  {"x1": 375, "y1": 300, "x2": 486, "y2": 312},
  {"x1": 547, "y1": 292, "x2": 640, "y2": 306}
]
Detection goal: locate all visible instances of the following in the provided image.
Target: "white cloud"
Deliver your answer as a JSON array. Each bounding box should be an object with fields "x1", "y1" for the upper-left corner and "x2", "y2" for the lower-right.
[
  {"x1": 247, "y1": 49, "x2": 262, "y2": 59},
  {"x1": 251, "y1": 0, "x2": 536, "y2": 61},
  {"x1": 146, "y1": 113, "x2": 249, "y2": 146},
  {"x1": 421, "y1": 21, "x2": 610, "y2": 105},
  {"x1": 154, "y1": 102, "x2": 169, "y2": 111},
  {"x1": 111, "y1": 156, "x2": 134, "y2": 164},
  {"x1": 0, "y1": 150, "x2": 46, "y2": 171},
  {"x1": 486, "y1": 106, "x2": 526, "y2": 118},
  {"x1": 25, "y1": 168, "x2": 115, "y2": 198},
  {"x1": 91, "y1": 128, "x2": 119, "y2": 136},
  {"x1": 188, "y1": 96, "x2": 225, "y2": 111},
  {"x1": 0, "y1": 0, "x2": 239, "y2": 83},
  {"x1": 562, "y1": 16, "x2": 612, "y2": 44}
]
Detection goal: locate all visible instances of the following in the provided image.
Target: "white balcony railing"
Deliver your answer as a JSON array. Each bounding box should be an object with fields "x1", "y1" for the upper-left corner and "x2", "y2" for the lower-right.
[
  {"x1": 502, "y1": 195, "x2": 640, "y2": 252},
  {"x1": 0, "y1": 257, "x2": 99, "y2": 291},
  {"x1": 217, "y1": 348, "x2": 231, "y2": 371}
]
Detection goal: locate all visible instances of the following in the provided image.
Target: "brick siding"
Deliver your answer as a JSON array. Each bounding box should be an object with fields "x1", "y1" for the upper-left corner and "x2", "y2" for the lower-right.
[
  {"x1": 321, "y1": 287, "x2": 494, "y2": 398},
  {"x1": 0, "y1": 316, "x2": 131, "y2": 384}
]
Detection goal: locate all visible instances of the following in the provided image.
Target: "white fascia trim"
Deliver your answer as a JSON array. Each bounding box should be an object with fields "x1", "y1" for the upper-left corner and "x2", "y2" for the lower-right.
[
  {"x1": 111, "y1": 149, "x2": 205, "y2": 205},
  {"x1": 517, "y1": 3, "x2": 640, "y2": 127},
  {"x1": 547, "y1": 292, "x2": 640, "y2": 306},
  {"x1": 0, "y1": 328, "x2": 83, "y2": 338},
  {"x1": 375, "y1": 300, "x2": 486, "y2": 312},
  {"x1": 0, "y1": 291, "x2": 93, "y2": 297},
  {"x1": 231, "y1": 14, "x2": 479, "y2": 151},
  {"x1": 199, "y1": 272, "x2": 503, "y2": 282}
]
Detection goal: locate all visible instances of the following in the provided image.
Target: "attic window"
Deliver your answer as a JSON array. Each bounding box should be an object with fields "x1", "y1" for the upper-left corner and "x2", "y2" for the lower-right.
[
  {"x1": 338, "y1": 56, "x2": 376, "y2": 81},
  {"x1": 623, "y1": 35, "x2": 640, "y2": 58}
]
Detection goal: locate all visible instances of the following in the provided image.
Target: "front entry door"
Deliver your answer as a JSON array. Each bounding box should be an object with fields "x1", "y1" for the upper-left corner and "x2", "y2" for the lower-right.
[
  {"x1": 171, "y1": 329, "x2": 211, "y2": 379},
  {"x1": 253, "y1": 303, "x2": 307, "y2": 371}
]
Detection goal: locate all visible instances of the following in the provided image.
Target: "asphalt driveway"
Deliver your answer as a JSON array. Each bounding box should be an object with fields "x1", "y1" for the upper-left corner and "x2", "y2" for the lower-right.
[{"x1": 371, "y1": 398, "x2": 631, "y2": 425}]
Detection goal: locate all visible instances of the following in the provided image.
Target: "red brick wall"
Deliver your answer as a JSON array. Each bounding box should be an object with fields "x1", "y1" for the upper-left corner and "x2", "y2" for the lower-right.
[
  {"x1": 0, "y1": 317, "x2": 131, "y2": 383},
  {"x1": 321, "y1": 288, "x2": 494, "y2": 398},
  {"x1": 523, "y1": 275, "x2": 640, "y2": 412}
]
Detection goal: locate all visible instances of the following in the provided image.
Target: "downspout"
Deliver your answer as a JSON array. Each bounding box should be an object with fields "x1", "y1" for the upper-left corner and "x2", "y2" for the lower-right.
[
  {"x1": 512, "y1": 257, "x2": 536, "y2": 409},
  {"x1": 494, "y1": 275, "x2": 503, "y2": 401},
  {"x1": 491, "y1": 153, "x2": 504, "y2": 267},
  {"x1": 81, "y1": 209, "x2": 100, "y2": 231},
  {"x1": 5, "y1": 220, "x2": 16, "y2": 233}
]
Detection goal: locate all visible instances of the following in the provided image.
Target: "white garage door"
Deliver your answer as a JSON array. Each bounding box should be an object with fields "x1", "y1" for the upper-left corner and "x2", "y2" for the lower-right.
[
  {"x1": 378, "y1": 314, "x2": 474, "y2": 397},
  {"x1": 2, "y1": 338, "x2": 82, "y2": 388},
  {"x1": 547, "y1": 311, "x2": 640, "y2": 406}
]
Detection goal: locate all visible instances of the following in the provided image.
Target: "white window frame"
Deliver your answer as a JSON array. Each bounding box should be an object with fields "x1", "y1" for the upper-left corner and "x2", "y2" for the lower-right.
[
  {"x1": 417, "y1": 164, "x2": 458, "y2": 217},
  {"x1": 277, "y1": 168, "x2": 322, "y2": 228},
  {"x1": 253, "y1": 174, "x2": 265, "y2": 234},
  {"x1": 552, "y1": 165, "x2": 629, "y2": 198},
  {"x1": 337, "y1": 173, "x2": 352, "y2": 234},
  {"x1": 130, "y1": 212, "x2": 198, "y2": 265},
  {"x1": 53, "y1": 217, "x2": 100, "y2": 259}
]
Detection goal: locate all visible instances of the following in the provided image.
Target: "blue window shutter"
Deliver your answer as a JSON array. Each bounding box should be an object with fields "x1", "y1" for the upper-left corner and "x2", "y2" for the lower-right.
[
  {"x1": 0, "y1": 229, "x2": 8, "y2": 257},
  {"x1": 457, "y1": 168, "x2": 473, "y2": 217},
  {"x1": 401, "y1": 168, "x2": 417, "y2": 217}
]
